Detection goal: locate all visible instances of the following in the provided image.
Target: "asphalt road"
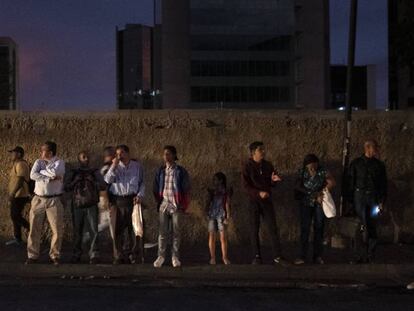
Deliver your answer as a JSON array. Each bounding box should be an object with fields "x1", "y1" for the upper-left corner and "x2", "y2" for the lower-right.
[{"x1": 0, "y1": 284, "x2": 413, "y2": 311}]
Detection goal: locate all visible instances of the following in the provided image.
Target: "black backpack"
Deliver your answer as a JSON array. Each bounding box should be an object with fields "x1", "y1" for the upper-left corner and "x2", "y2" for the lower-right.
[{"x1": 72, "y1": 169, "x2": 99, "y2": 208}]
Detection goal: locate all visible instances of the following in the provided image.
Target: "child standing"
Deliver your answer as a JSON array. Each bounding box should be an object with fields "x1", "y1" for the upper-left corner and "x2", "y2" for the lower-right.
[{"x1": 206, "y1": 172, "x2": 231, "y2": 265}]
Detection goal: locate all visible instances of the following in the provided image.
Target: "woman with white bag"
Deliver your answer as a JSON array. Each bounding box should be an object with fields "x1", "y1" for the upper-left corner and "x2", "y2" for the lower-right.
[{"x1": 294, "y1": 154, "x2": 336, "y2": 265}]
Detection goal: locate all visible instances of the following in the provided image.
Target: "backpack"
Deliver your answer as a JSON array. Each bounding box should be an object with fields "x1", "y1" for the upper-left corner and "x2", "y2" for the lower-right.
[{"x1": 72, "y1": 169, "x2": 99, "y2": 208}]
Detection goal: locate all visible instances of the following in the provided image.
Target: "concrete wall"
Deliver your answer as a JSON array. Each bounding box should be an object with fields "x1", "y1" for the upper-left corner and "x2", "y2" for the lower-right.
[{"x1": 0, "y1": 110, "x2": 413, "y2": 245}]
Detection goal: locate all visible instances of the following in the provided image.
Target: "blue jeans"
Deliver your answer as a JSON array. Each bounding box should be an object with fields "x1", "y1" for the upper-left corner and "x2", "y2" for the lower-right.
[
  {"x1": 72, "y1": 205, "x2": 99, "y2": 259},
  {"x1": 158, "y1": 211, "x2": 181, "y2": 258},
  {"x1": 299, "y1": 202, "x2": 325, "y2": 259}
]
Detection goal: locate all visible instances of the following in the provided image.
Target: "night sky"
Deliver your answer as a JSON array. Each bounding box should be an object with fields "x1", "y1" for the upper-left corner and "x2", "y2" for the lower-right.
[{"x1": 0, "y1": 0, "x2": 388, "y2": 111}]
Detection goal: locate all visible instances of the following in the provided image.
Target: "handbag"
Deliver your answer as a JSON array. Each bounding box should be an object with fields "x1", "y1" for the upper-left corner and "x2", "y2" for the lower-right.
[
  {"x1": 322, "y1": 188, "x2": 336, "y2": 218},
  {"x1": 132, "y1": 203, "x2": 144, "y2": 237}
]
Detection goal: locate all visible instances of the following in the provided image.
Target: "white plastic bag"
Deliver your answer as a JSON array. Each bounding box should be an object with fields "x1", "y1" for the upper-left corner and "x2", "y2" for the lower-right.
[
  {"x1": 132, "y1": 203, "x2": 144, "y2": 237},
  {"x1": 322, "y1": 188, "x2": 336, "y2": 218}
]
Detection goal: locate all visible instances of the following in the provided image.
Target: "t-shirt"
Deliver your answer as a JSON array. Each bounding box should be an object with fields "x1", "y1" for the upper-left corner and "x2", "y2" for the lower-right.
[{"x1": 8, "y1": 160, "x2": 30, "y2": 198}]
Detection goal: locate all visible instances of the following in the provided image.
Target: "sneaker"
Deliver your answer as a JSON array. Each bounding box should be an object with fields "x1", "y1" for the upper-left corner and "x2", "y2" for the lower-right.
[
  {"x1": 172, "y1": 256, "x2": 181, "y2": 268},
  {"x1": 70, "y1": 256, "x2": 81, "y2": 264},
  {"x1": 314, "y1": 257, "x2": 325, "y2": 265},
  {"x1": 153, "y1": 256, "x2": 165, "y2": 268},
  {"x1": 273, "y1": 257, "x2": 289, "y2": 266},
  {"x1": 222, "y1": 258, "x2": 231, "y2": 265},
  {"x1": 25, "y1": 258, "x2": 38, "y2": 265},
  {"x1": 407, "y1": 282, "x2": 414, "y2": 290},
  {"x1": 294, "y1": 258, "x2": 305, "y2": 265},
  {"x1": 252, "y1": 256, "x2": 262, "y2": 265},
  {"x1": 209, "y1": 258, "x2": 216, "y2": 265},
  {"x1": 50, "y1": 258, "x2": 60, "y2": 266},
  {"x1": 5, "y1": 238, "x2": 23, "y2": 246}
]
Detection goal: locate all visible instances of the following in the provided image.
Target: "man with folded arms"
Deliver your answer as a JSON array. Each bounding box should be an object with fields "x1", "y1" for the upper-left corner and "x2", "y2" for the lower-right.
[
  {"x1": 104, "y1": 145, "x2": 145, "y2": 264},
  {"x1": 26, "y1": 141, "x2": 65, "y2": 265}
]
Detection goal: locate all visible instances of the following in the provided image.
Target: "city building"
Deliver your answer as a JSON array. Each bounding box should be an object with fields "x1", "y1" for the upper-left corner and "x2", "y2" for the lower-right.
[
  {"x1": 0, "y1": 37, "x2": 19, "y2": 110},
  {"x1": 116, "y1": 24, "x2": 153, "y2": 109}
]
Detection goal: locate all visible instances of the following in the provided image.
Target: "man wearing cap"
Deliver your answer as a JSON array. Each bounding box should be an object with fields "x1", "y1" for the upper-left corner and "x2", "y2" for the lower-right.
[
  {"x1": 6, "y1": 146, "x2": 30, "y2": 246},
  {"x1": 26, "y1": 141, "x2": 65, "y2": 265}
]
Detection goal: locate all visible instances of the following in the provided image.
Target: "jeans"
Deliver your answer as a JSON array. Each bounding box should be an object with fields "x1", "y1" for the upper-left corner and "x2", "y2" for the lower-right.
[
  {"x1": 249, "y1": 200, "x2": 282, "y2": 259},
  {"x1": 112, "y1": 196, "x2": 136, "y2": 260},
  {"x1": 158, "y1": 210, "x2": 181, "y2": 258},
  {"x1": 10, "y1": 197, "x2": 30, "y2": 241},
  {"x1": 72, "y1": 205, "x2": 99, "y2": 259},
  {"x1": 299, "y1": 202, "x2": 325, "y2": 259},
  {"x1": 354, "y1": 190, "x2": 378, "y2": 259}
]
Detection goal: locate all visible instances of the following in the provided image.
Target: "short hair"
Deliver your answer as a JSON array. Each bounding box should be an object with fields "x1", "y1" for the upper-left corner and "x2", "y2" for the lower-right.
[
  {"x1": 164, "y1": 145, "x2": 178, "y2": 160},
  {"x1": 77, "y1": 151, "x2": 88, "y2": 161},
  {"x1": 364, "y1": 140, "x2": 379, "y2": 149},
  {"x1": 43, "y1": 141, "x2": 57, "y2": 156},
  {"x1": 214, "y1": 172, "x2": 227, "y2": 189},
  {"x1": 249, "y1": 141, "x2": 264, "y2": 153},
  {"x1": 115, "y1": 144, "x2": 129, "y2": 153},
  {"x1": 103, "y1": 146, "x2": 115, "y2": 156},
  {"x1": 303, "y1": 154, "x2": 320, "y2": 167}
]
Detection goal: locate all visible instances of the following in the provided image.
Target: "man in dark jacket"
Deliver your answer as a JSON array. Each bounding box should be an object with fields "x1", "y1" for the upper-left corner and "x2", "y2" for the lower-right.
[
  {"x1": 349, "y1": 140, "x2": 387, "y2": 263},
  {"x1": 242, "y1": 141, "x2": 285, "y2": 265},
  {"x1": 66, "y1": 151, "x2": 105, "y2": 264}
]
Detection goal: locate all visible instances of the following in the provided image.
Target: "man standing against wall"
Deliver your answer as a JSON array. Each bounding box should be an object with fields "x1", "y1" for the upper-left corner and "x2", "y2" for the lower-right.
[
  {"x1": 242, "y1": 141, "x2": 286, "y2": 265},
  {"x1": 104, "y1": 145, "x2": 145, "y2": 265},
  {"x1": 26, "y1": 141, "x2": 65, "y2": 265},
  {"x1": 6, "y1": 146, "x2": 30, "y2": 246},
  {"x1": 153, "y1": 146, "x2": 190, "y2": 268},
  {"x1": 349, "y1": 140, "x2": 387, "y2": 264}
]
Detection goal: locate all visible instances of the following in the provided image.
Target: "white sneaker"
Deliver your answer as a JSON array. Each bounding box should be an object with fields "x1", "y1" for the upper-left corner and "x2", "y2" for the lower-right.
[
  {"x1": 172, "y1": 256, "x2": 181, "y2": 268},
  {"x1": 153, "y1": 256, "x2": 165, "y2": 268},
  {"x1": 407, "y1": 282, "x2": 414, "y2": 290}
]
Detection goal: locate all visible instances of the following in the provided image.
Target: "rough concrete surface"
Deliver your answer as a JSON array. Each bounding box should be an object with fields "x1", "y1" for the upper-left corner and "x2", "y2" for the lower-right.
[{"x1": 0, "y1": 110, "x2": 413, "y2": 245}]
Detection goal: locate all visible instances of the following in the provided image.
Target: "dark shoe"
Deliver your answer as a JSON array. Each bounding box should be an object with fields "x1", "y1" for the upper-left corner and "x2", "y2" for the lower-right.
[
  {"x1": 89, "y1": 257, "x2": 99, "y2": 265},
  {"x1": 113, "y1": 258, "x2": 124, "y2": 265},
  {"x1": 314, "y1": 257, "x2": 325, "y2": 265},
  {"x1": 70, "y1": 256, "x2": 81, "y2": 264},
  {"x1": 252, "y1": 256, "x2": 262, "y2": 265},
  {"x1": 274, "y1": 257, "x2": 290, "y2": 266},
  {"x1": 25, "y1": 258, "x2": 38, "y2": 265},
  {"x1": 50, "y1": 258, "x2": 60, "y2": 266},
  {"x1": 349, "y1": 257, "x2": 367, "y2": 265}
]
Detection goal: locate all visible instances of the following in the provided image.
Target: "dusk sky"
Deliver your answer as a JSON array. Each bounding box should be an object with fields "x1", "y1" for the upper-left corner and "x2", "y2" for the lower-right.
[{"x1": 0, "y1": 0, "x2": 388, "y2": 111}]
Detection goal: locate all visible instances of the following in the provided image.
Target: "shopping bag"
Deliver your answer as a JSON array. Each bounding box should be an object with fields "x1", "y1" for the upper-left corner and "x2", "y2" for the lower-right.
[
  {"x1": 132, "y1": 203, "x2": 144, "y2": 237},
  {"x1": 322, "y1": 188, "x2": 336, "y2": 218}
]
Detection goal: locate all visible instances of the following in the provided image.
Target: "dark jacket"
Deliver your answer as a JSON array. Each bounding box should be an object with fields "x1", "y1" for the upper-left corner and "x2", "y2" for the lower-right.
[
  {"x1": 348, "y1": 155, "x2": 387, "y2": 203},
  {"x1": 242, "y1": 158, "x2": 277, "y2": 202}
]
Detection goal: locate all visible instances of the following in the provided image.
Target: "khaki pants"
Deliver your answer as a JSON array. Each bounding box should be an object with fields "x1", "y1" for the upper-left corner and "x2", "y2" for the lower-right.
[{"x1": 27, "y1": 196, "x2": 64, "y2": 260}]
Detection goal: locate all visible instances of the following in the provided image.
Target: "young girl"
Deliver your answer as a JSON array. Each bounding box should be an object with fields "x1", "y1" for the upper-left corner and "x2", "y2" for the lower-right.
[{"x1": 206, "y1": 172, "x2": 232, "y2": 265}]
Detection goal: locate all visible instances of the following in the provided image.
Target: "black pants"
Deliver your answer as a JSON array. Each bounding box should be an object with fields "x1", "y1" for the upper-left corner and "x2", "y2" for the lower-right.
[
  {"x1": 299, "y1": 202, "x2": 325, "y2": 260},
  {"x1": 249, "y1": 200, "x2": 282, "y2": 259},
  {"x1": 10, "y1": 197, "x2": 30, "y2": 241},
  {"x1": 354, "y1": 191, "x2": 378, "y2": 260},
  {"x1": 112, "y1": 196, "x2": 142, "y2": 261},
  {"x1": 72, "y1": 205, "x2": 99, "y2": 259}
]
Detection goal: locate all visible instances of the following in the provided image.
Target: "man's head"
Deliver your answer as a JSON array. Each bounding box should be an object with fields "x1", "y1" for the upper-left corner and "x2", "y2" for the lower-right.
[
  {"x1": 78, "y1": 151, "x2": 90, "y2": 167},
  {"x1": 163, "y1": 145, "x2": 178, "y2": 164},
  {"x1": 41, "y1": 141, "x2": 57, "y2": 160},
  {"x1": 303, "y1": 154, "x2": 320, "y2": 174},
  {"x1": 115, "y1": 144, "x2": 130, "y2": 162},
  {"x1": 364, "y1": 140, "x2": 379, "y2": 158},
  {"x1": 249, "y1": 141, "x2": 265, "y2": 161},
  {"x1": 103, "y1": 146, "x2": 115, "y2": 164},
  {"x1": 8, "y1": 146, "x2": 24, "y2": 161}
]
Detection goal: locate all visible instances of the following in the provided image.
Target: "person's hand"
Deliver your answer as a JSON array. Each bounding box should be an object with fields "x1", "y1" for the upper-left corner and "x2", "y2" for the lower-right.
[
  {"x1": 259, "y1": 191, "x2": 270, "y2": 199},
  {"x1": 271, "y1": 172, "x2": 282, "y2": 182},
  {"x1": 379, "y1": 203, "x2": 385, "y2": 214},
  {"x1": 316, "y1": 191, "x2": 324, "y2": 204},
  {"x1": 52, "y1": 175, "x2": 63, "y2": 181},
  {"x1": 133, "y1": 196, "x2": 142, "y2": 205},
  {"x1": 112, "y1": 156, "x2": 120, "y2": 167}
]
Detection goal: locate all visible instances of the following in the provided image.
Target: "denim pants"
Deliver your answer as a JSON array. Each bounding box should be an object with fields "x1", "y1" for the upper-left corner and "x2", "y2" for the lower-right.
[
  {"x1": 72, "y1": 205, "x2": 99, "y2": 259},
  {"x1": 353, "y1": 190, "x2": 378, "y2": 259},
  {"x1": 299, "y1": 202, "x2": 325, "y2": 259},
  {"x1": 157, "y1": 210, "x2": 181, "y2": 258}
]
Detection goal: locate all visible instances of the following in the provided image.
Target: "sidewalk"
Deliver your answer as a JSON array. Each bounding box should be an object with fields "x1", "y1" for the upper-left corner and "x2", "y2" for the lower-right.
[{"x1": 1, "y1": 239, "x2": 414, "y2": 289}]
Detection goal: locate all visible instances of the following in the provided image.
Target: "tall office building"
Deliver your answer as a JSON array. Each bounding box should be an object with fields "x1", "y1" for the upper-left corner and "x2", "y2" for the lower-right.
[
  {"x1": 156, "y1": 0, "x2": 330, "y2": 109},
  {"x1": 116, "y1": 24, "x2": 153, "y2": 109},
  {"x1": 0, "y1": 37, "x2": 19, "y2": 110}
]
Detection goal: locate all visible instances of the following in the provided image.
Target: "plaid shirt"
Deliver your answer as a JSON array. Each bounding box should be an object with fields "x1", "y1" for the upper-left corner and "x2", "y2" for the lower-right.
[{"x1": 160, "y1": 163, "x2": 177, "y2": 214}]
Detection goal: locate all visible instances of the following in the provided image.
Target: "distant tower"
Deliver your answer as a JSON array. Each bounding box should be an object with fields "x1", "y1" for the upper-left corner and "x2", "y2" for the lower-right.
[{"x1": 0, "y1": 37, "x2": 19, "y2": 110}]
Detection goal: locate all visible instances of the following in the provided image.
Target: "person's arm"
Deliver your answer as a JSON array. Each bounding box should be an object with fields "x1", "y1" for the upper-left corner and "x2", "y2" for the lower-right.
[
  {"x1": 9, "y1": 177, "x2": 24, "y2": 200},
  {"x1": 30, "y1": 159, "x2": 49, "y2": 182},
  {"x1": 104, "y1": 164, "x2": 118, "y2": 184},
  {"x1": 65, "y1": 170, "x2": 79, "y2": 192},
  {"x1": 378, "y1": 162, "x2": 387, "y2": 204},
  {"x1": 136, "y1": 163, "x2": 145, "y2": 201},
  {"x1": 39, "y1": 159, "x2": 65, "y2": 180},
  {"x1": 225, "y1": 194, "x2": 231, "y2": 220},
  {"x1": 294, "y1": 169, "x2": 308, "y2": 194},
  {"x1": 94, "y1": 169, "x2": 107, "y2": 191},
  {"x1": 242, "y1": 163, "x2": 260, "y2": 199},
  {"x1": 325, "y1": 171, "x2": 336, "y2": 190},
  {"x1": 153, "y1": 168, "x2": 161, "y2": 203}
]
